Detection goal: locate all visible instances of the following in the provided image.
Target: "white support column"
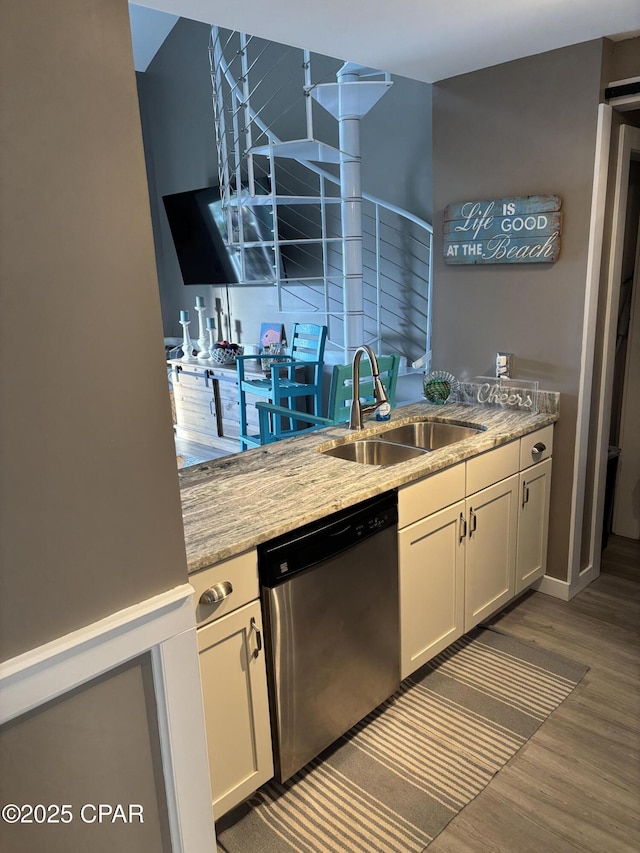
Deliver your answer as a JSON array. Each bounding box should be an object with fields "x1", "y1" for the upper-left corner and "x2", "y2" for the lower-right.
[{"x1": 338, "y1": 66, "x2": 365, "y2": 357}]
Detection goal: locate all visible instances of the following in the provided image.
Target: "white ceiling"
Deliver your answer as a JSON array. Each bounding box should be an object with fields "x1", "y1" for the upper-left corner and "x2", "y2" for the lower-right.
[{"x1": 130, "y1": 0, "x2": 640, "y2": 82}]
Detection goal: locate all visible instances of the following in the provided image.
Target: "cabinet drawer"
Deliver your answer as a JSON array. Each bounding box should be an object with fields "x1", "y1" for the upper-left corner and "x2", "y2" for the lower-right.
[
  {"x1": 520, "y1": 425, "x2": 553, "y2": 469},
  {"x1": 191, "y1": 550, "x2": 259, "y2": 627},
  {"x1": 466, "y1": 440, "x2": 519, "y2": 495},
  {"x1": 398, "y1": 463, "x2": 465, "y2": 528}
]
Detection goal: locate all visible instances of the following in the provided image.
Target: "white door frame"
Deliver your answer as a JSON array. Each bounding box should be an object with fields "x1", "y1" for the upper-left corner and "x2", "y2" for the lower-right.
[
  {"x1": 557, "y1": 103, "x2": 613, "y2": 601},
  {"x1": 575, "y1": 119, "x2": 640, "y2": 593},
  {"x1": 612, "y1": 214, "x2": 640, "y2": 538}
]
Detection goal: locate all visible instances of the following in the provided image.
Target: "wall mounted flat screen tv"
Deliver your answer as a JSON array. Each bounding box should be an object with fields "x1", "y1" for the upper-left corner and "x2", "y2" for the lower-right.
[{"x1": 162, "y1": 186, "x2": 277, "y2": 286}]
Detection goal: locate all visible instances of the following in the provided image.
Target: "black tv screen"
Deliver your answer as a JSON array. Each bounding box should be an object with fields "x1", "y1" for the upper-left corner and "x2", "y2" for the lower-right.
[{"x1": 162, "y1": 186, "x2": 277, "y2": 286}]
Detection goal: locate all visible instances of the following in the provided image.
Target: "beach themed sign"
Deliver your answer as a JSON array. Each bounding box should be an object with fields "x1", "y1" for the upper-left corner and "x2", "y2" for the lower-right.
[{"x1": 443, "y1": 195, "x2": 562, "y2": 264}]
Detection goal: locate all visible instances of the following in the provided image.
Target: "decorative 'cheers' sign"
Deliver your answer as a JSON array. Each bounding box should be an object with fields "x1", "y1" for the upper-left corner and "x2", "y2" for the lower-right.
[
  {"x1": 443, "y1": 195, "x2": 562, "y2": 265},
  {"x1": 477, "y1": 383, "x2": 535, "y2": 410}
]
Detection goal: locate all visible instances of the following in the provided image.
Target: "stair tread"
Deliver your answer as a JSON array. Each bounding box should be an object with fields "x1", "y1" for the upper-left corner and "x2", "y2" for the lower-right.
[
  {"x1": 310, "y1": 80, "x2": 392, "y2": 118},
  {"x1": 250, "y1": 139, "x2": 349, "y2": 163}
]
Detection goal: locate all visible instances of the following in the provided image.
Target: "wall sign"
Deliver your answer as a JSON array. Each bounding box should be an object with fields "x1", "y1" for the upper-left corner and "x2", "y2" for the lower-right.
[{"x1": 443, "y1": 195, "x2": 562, "y2": 265}]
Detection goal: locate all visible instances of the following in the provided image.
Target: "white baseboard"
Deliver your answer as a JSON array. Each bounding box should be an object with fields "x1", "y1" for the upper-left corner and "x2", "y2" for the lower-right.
[
  {"x1": 534, "y1": 573, "x2": 572, "y2": 600},
  {"x1": 535, "y1": 562, "x2": 600, "y2": 601},
  {"x1": 572, "y1": 563, "x2": 600, "y2": 598}
]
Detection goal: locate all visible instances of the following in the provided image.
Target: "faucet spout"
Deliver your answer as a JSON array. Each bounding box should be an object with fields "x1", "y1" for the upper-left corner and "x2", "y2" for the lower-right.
[{"x1": 349, "y1": 345, "x2": 390, "y2": 430}]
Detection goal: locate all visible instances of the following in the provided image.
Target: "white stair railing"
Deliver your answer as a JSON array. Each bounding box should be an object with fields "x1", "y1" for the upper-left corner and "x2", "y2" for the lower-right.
[{"x1": 209, "y1": 26, "x2": 433, "y2": 365}]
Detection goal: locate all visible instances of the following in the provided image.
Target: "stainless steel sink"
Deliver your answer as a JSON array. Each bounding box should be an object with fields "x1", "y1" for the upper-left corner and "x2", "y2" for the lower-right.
[
  {"x1": 320, "y1": 439, "x2": 428, "y2": 465},
  {"x1": 378, "y1": 420, "x2": 484, "y2": 450}
]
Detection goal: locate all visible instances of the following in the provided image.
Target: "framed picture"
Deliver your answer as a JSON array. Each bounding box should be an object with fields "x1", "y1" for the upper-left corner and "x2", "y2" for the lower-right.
[{"x1": 259, "y1": 322, "x2": 286, "y2": 352}]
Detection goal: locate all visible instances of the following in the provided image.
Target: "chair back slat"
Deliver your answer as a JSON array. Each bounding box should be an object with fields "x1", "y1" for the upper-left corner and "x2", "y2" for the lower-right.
[{"x1": 289, "y1": 324, "x2": 327, "y2": 364}]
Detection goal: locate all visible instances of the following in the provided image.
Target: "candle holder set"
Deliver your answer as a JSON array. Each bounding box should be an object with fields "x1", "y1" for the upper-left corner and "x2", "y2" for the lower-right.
[{"x1": 178, "y1": 296, "x2": 216, "y2": 363}]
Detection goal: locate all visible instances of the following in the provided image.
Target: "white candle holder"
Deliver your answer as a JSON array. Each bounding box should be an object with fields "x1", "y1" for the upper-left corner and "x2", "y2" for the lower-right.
[
  {"x1": 179, "y1": 317, "x2": 197, "y2": 363},
  {"x1": 206, "y1": 324, "x2": 216, "y2": 359},
  {"x1": 195, "y1": 303, "x2": 209, "y2": 360}
]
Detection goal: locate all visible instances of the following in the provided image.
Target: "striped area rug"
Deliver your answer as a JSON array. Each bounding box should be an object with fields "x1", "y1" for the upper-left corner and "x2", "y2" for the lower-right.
[{"x1": 216, "y1": 628, "x2": 587, "y2": 853}]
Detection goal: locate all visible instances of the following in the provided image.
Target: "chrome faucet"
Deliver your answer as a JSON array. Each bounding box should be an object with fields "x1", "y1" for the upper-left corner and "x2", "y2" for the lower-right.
[{"x1": 349, "y1": 345, "x2": 390, "y2": 430}]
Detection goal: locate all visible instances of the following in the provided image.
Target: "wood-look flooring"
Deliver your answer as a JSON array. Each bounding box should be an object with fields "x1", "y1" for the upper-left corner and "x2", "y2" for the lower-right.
[
  {"x1": 428, "y1": 534, "x2": 640, "y2": 853},
  {"x1": 217, "y1": 536, "x2": 639, "y2": 853},
  {"x1": 174, "y1": 435, "x2": 233, "y2": 467}
]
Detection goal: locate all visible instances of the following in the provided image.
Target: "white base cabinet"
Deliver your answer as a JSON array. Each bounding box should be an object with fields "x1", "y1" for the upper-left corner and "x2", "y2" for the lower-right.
[
  {"x1": 198, "y1": 601, "x2": 273, "y2": 818},
  {"x1": 399, "y1": 427, "x2": 552, "y2": 680},
  {"x1": 464, "y1": 473, "x2": 518, "y2": 631},
  {"x1": 399, "y1": 501, "x2": 466, "y2": 678},
  {"x1": 516, "y1": 457, "x2": 552, "y2": 593},
  {"x1": 191, "y1": 551, "x2": 273, "y2": 819}
]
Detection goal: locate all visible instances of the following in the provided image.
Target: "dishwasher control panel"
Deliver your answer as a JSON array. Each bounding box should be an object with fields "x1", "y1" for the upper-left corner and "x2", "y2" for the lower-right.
[{"x1": 258, "y1": 491, "x2": 398, "y2": 587}]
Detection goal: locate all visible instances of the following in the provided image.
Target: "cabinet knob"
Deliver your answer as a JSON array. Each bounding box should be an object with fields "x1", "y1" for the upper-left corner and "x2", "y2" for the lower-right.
[
  {"x1": 199, "y1": 581, "x2": 233, "y2": 605},
  {"x1": 531, "y1": 442, "x2": 546, "y2": 458}
]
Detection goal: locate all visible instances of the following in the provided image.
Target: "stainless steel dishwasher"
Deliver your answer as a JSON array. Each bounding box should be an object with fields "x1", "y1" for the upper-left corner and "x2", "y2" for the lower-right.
[{"x1": 258, "y1": 491, "x2": 399, "y2": 782}]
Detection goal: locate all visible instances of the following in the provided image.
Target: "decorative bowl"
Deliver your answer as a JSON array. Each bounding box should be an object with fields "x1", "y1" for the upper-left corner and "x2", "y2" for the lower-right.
[
  {"x1": 423, "y1": 370, "x2": 457, "y2": 405},
  {"x1": 210, "y1": 345, "x2": 243, "y2": 365}
]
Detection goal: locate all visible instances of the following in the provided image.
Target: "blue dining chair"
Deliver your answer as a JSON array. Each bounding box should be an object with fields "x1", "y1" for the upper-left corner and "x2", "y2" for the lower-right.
[
  {"x1": 236, "y1": 323, "x2": 327, "y2": 450},
  {"x1": 255, "y1": 353, "x2": 401, "y2": 445}
]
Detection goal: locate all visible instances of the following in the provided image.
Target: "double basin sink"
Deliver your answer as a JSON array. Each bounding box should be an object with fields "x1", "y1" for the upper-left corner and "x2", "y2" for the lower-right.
[{"x1": 320, "y1": 419, "x2": 485, "y2": 465}]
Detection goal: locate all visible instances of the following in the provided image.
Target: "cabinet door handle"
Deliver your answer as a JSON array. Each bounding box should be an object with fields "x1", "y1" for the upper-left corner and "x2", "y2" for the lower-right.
[
  {"x1": 522, "y1": 481, "x2": 530, "y2": 507},
  {"x1": 531, "y1": 441, "x2": 546, "y2": 459},
  {"x1": 459, "y1": 512, "x2": 467, "y2": 543},
  {"x1": 250, "y1": 616, "x2": 262, "y2": 656},
  {"x1": 199, "y1": 581, "x2": 233, "y2": 605},
  {"x1": 469, "y1": 508, "x2": 477, "y2": 537}
]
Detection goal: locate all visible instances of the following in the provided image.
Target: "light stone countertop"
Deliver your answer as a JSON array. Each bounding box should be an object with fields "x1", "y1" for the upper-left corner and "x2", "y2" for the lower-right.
[{"x1": 178, "y1": 399, "x2": 559, "y2": 574}]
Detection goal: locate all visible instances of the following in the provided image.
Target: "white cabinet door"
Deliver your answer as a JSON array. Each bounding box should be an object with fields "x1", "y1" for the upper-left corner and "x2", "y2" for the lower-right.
[
  {"x1": 516, "y1": 458, "x2": 552, "y2": 594},
  {"x1": 464, "y1": 473, "x2": 519, "y2": 631},
  {"x1": 399, "y1": 501, "x2": 465, "y2": 679},
  {"x1": 198, "y1": 599, "x2": 273, "y2": 818}
]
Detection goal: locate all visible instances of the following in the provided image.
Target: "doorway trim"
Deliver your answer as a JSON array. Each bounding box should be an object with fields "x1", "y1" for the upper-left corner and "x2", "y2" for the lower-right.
[
  {"x1": 570, "y1": 117, "x2": 640, "y2": 596},
  {"x1": 590, "y1": 122, "x2": 640, "y2": 557},
  {"x1": 563, "y1": 103, "x2": 612, "y2": 598}
]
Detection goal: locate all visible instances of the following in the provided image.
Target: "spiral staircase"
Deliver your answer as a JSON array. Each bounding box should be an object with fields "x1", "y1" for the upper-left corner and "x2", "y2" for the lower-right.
[{"x1": 209, "y1": 27, "x2": 433, "y2": 365}]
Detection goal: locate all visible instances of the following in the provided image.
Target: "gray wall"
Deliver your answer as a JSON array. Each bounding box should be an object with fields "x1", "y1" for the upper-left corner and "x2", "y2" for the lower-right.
[
  {"x1": 0, "y1": 0, "x2": 188, "y2": 662},
  {"x1": 432, "y1": 40, "x2": 605, "y2": 582},
  {"x1": 0, "y1": 656, "x2": 171, "y2": 853},
  {"x1": 137, "y1": 18, "x2": 219, "y2": 339},
  {"x1": 0, "y1": 0, "x2": 189, "y2": 846},
  {"x1": 137, "y1": 19, "x2": 432, "y2": 361},
  {"x1": 608, "y1": 35, "x2": 640, "y2": 83}
]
